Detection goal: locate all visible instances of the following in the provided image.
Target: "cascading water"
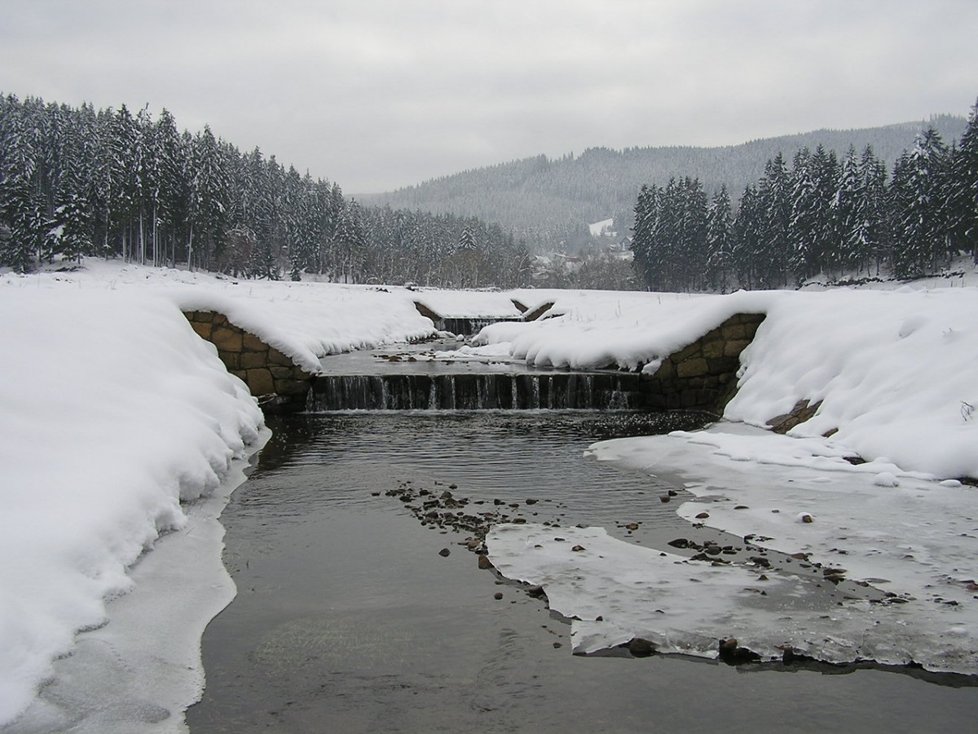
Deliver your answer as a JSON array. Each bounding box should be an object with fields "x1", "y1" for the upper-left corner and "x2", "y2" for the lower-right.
[{"x1": 306, "y1": 372, "x2": 644, "y2": 412}]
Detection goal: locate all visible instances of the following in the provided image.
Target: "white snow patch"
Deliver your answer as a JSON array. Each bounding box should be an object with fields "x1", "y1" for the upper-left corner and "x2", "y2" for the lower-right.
[
  {"x1": 588, "y1": 218, "x2": 614, "y2": 237},
  {"x1": 0, "y1": 283, "x2": 264, "y2": 727}
]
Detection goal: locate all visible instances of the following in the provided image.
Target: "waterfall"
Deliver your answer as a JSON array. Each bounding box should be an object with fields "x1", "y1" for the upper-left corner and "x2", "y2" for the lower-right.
[{"x1": 307, "y1": 372, "x2": 643, "y2": 412}]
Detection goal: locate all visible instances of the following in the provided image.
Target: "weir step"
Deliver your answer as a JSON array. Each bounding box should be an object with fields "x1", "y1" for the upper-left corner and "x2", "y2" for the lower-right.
[{"x1": 307, "y1": 372, "x2": 643, "y2": 412}]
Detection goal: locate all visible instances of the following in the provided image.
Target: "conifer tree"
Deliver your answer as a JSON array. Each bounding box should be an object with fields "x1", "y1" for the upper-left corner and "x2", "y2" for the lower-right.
[{"x1": 705, "y1": 185, "x2": 733, "y2": 292}]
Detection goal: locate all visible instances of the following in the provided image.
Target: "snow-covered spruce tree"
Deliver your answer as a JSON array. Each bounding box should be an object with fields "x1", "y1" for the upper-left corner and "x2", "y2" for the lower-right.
[
  {"x1": 731, "y1": 184, "x2": 762, "y2": 289},
  {"x1": 705, "y1": 185, "x2": 733, "y2": 292},
  {"x1": 755, "y1": 153, "x2": 792, "y2": 288},
  {"x1": 890, "y1": 128, "x2": 951, "y2": 278},
  {"x1": 675, "y1": 177, "x2": 708, "y2": 291},
  {"x1": 334, "y1": 200, "x2": 366, "y2": 283},
  {"x1": 629, "y1": 184, "x2": 657, "y2": 290},
  {"x1": 834, "y1": 145, "x2": 868, "y2": 273},
  {"x1": 786, "y1": 147, "x2": 820, "y2": 280},
  {"x1": 0, "y1": 96, "x2": 47, "y2": 271},
  {"x1": 949, "y1": 99, "x2": 978, "y2": 262}
]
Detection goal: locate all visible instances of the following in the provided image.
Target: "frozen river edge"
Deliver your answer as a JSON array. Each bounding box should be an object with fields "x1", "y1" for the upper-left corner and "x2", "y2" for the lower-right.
[{"x1": 4, "y1": 430, "x2": 271, "y2": 734}]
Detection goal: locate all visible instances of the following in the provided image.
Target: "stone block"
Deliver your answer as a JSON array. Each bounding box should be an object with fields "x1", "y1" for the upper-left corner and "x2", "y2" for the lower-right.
[
  {"x1": 239, "y1": 351, "x2": 267, "y2": 369},
  {"x1": 672, "y1": 343, "x2": 701, "y2": 363},
  {"x1": 269, "y1": 364, "x2": 296, "y2": 379},
  {"x1": 190, "y1": 321, "x2": 212, "y2": 339},
  {"x1": 651, "y1": 359, "x2": 674, "y2": 380},
  {"x1": 721, "y1": 323, "x2": 747, "y2": 339},
  {"x1": 245, "y1": 368, "x2": 276, "y2": 395},
  {"x1": 274, "y1": 378, "x2": 310, "y2": 396},
  {"x1": 268, "y1": 348, "x2": 295, "y2": 366},
  {"x1": 707, "y1": 356, "x2": 741, "y2": 374},
  {"x1": 676, "y1": 357, "x2": 709, "y2": 378},
  {"x1": 242, "y1": 333, "x2": 267, "y2": 352},
  {"x1": 701, "y1": 339, "x2": 725, "y2": 359},
  {"x1": 220, "y1": 352, "x2": 240, "y2": 369},
  {"x1": 723, "y1": 340, "x2": 751, "y2": 357},
  {"x1": 211, "y1": 326, "x2": 243, "y2": 353}
]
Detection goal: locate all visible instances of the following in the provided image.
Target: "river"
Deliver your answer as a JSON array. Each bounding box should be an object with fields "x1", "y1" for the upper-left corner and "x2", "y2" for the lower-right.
[{"x1": 188, "y1": 411, "x2": 978, "y2": 733}]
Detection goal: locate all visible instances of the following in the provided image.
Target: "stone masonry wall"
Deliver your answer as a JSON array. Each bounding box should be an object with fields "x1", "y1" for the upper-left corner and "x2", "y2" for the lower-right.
[
  {"x1": 641, "y1": 312, "x2": 766, "y2": 414},
  {"x1": 183, "y1": 310, "x2": 314, "y2": 410}
]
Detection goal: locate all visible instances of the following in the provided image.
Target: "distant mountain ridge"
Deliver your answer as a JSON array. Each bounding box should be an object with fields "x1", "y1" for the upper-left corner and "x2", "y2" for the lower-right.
[{"x1": 363, "y1": 115, "x2": 967, "y2": 251}]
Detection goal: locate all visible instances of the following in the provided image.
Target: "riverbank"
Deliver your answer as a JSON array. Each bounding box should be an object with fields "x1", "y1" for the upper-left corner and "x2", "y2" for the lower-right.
[{"x1": 2, "y1": 259, "x2": 977, "y2": 727}]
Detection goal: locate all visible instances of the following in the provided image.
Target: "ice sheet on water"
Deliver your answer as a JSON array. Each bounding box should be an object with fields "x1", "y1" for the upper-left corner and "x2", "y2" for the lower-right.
[{"x1": 488, "y1": 424, "x2": 978, "y2": 674}]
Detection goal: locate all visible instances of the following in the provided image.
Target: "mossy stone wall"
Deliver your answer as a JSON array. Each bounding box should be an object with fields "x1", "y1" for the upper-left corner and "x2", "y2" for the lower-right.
[
  {"x1": 183, "y1": 310, "x2": 313, "y2": 410},
  {"x1": 641, "y1": 313, "x2": 766, "y2": 413}
]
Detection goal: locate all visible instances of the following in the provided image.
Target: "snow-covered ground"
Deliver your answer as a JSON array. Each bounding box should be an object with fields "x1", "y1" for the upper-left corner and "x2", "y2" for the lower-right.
[{"x1": 2, "y1": 258, "x2": 977, "y2": 728}]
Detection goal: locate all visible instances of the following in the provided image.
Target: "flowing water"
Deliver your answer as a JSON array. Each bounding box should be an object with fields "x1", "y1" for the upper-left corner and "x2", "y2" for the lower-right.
[{"x1": 188, "y1": 411, "x2": 978, "y2": 733}]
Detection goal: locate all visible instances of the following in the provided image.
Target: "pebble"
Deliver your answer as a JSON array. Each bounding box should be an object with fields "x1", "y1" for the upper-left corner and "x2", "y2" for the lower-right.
[{"x1": 438, "y1": 548, "x2": 450, "y2": 557}]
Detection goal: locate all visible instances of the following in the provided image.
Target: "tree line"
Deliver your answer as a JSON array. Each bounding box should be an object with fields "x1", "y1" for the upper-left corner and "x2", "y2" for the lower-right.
[
  {"x1": 371, "y1": 116, "x2": 966, "y2": 255},
  {"x1": 631, "y1": 100, "x2": 978, "y2": 291},
  {"x1": 0, "y1": 95, "x2": 530, "y2": 287}
]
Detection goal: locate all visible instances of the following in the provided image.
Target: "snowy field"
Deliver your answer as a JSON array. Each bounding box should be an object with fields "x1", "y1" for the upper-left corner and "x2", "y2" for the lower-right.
[{"x1": 1, "y1": 259, "x2": 978, "y2": 729}]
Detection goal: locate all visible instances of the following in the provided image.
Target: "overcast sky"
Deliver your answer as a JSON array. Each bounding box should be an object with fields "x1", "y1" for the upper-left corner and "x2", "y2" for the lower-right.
[{"x1": 2, "y1": 0, "x2": 977, "y2": 193}]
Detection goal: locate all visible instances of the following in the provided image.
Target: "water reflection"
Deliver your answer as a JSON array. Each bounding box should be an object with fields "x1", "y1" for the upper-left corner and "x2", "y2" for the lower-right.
[{"x1": 189, "y1": 411, "x2": 978, "y2": 734}]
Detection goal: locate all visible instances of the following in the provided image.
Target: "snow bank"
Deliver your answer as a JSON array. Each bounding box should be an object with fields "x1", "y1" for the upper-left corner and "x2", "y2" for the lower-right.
[
  {"x1": 0, "y1": 284, "x2": 263, "y2": 726},
  {"x1": 7, "y1": 262, "x2": 439, "y2": 372},
  {"x1": 476, "y1": 287, "x2": 978, "y2": 480},
  {"x1": 727, "y1": 288, "x2": 978, "y2": 479}
]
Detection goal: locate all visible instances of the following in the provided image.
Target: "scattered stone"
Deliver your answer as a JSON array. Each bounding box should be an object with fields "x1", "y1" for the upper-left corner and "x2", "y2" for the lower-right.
[
  {"x1": 572, "y1": 545, "x2": 586, "y2": 552},
  {"x1": 667, "y1": 538, "x2": 691, "y2": 549},
  {"x1": 525, "y1": 498, "x2": 538, "y2": 505},
  {"x1": 527, "y1": 585, "x2": 546, "y2": 599},
  {"x1": 494, "y1": 592, "x2": 504, "y2": 600},
  {"x1": 438, "y1": 548, "x2": 450, "y2": 557},
  {"x1": 660, "y1": 495, "x2": 671, "y2": 503},
  {"x1": 478, "y1": 555, "x2": 493, "y2": 570},
  {"x1": 695, "y1": 511, "x2": 710, "y2": 519},
  {"x1": 624, "y1": 522, "x2": 640, "y2": 531},
  {"x1": 553, "y1": 642, "x2": 562, "y2": 649}
]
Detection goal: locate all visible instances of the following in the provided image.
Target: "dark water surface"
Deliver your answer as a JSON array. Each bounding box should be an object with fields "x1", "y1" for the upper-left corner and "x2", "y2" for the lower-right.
[{"x1": 188, "y1": 412, "x2": 978, "y2": 733}]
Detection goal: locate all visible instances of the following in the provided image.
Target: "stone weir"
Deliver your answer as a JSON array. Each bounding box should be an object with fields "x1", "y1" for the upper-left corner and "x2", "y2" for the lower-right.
[
  {"x1": 184, "y1": 309, "x2": 766, "y2": 416},
  {"x1": 307, "y1": 371, "x2": 642, "y2": 411},
  {"x1": 307, "y1": 312, "x2": 765, "y2": 413},
  {"x1": 183, "y1": 310, "x2": 315, "y2": 412}
]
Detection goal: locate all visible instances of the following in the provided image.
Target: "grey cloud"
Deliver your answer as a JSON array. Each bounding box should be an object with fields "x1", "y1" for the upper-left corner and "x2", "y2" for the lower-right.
[{"x1": 1, "y1": 0, "x2": 977, "y2": 192}]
